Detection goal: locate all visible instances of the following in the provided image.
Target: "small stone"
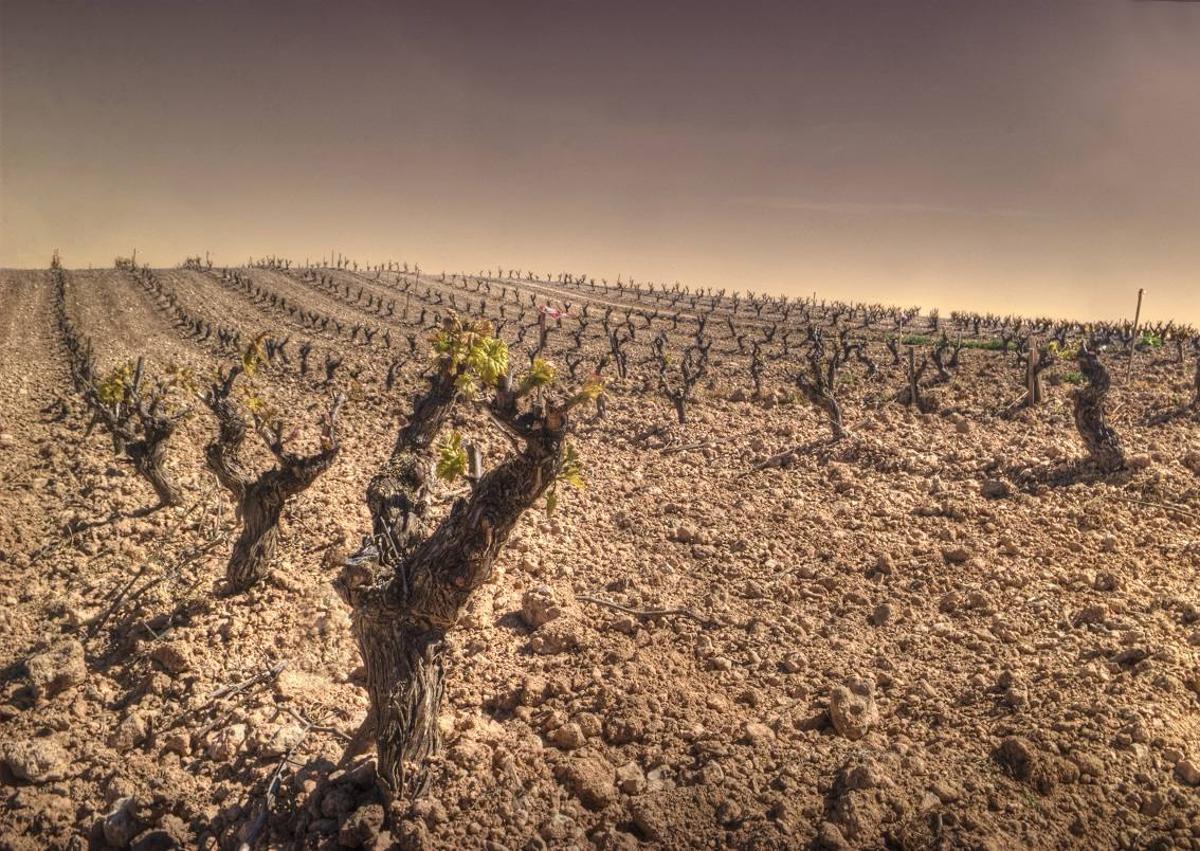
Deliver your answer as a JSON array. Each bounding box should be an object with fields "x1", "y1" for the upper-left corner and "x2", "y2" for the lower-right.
[
  {"x1": 207, "y1": 723, "x2": 248, "y2": 761},
  {"x1": 1073, "y1": 604, "x2": 1108, "y2": 627},
  {"x1": 1140, "y1": 793, "x2": 1165, "y2": 817},
  {"x1": 829, "y1": 679, "x2": 879, "y2": 740},
  {"x1": 0, "y1": 738, "x2": 70, "y2": 784},
  {"x1": 521, "y1": 585, "x2": 565, "y2": 629},
  {"x1": 981, "y1": 479, "x2": 1010, "y2": 499},
  {"x1": 741, "y1": 721, "x2": 775, "y2": 745},
  {"x1": 931, "y1": 780, "x2": 960, "y2": 803},
  {"x1": 109, "y1": 712, "x2": 149, "y2": 750},
  {"x1": 549, "y1": 723, "x2": 586, "y2": 750},
  {"x1": 1072, "y1": 752, "x2": 1104, "y2": 778},
  {"x1": 575, "y1": 712, "x2": 602, "y2": 738},
  {"x1": 871, "y1": 554, "x2": 894, "y2": 576},
  {"x1": 672, "y1": 523, "x2": 700, "y2": 544},
  {"x1": 993, "y1": 736, "x2": 1069, "y2": 794},
  {"x1": 1112, "y1": 648, "x2": 1148, "y2": 667},
  {"x1": 26, "y1": 640, "x2": 87, "y2": 700},
  {"x1": 557, "y1": 755, "x2": 617, "y2": 810},
  {"x1": 1175, "y1": 759, "x2": 1200, "y2": 786},
  {"x1": 941, "y1": 547, "x2": 971, "y2": 565},
  {"x1": 700, "y1": 761, "x2": 725, "y2": 785},
  {"x1": 161, "y1": 731, "x2": 191, "y2": 757},
  {"x1": 994, "y1": 737, "x2": 1037, "y2": 776},
  {"x1": 1127, "y1": 453, "x2": 1152, "y2": 471},
  {"x1": 149, "y1": 641, "x2": 191, "y2": 675},
  {"x1": 816, "y1": 821, "x2": 851, "y2": 850},
  {"x1": 103, "y1": 797, "x2": 142, "y2": 848},
  {"x1": 870, "y1": 604, "x2": 893, "y2": 626},
  {"x1": 260, "y1": 724, "x2": 305, "y2": 758},
  {"x1": 836, "y1": 755, "x2": 889, "y2": 792},
  {"x1": 528, "y1": 618, "x2": 580, "y2": 655},
  {"x1": 609, "y1": 615, "x2": 638, "y2": 635},
  {"x1": 519, "y1": 675, "x2": 548, "y2": 707},
  {"x1": 716, "y1": 799, "x2": 743, "y2": 825},
  {"x1": 274, "y1": 669, "x2": 322, "y2": 701},
  {"x1": 615, "y1": 761, "x2": 646, "y2": 795}
]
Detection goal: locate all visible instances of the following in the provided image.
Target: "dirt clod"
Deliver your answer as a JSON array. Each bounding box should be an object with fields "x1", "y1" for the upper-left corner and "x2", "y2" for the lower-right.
[
  {"x1": 829, "y1": 678, "x2": 879, "y2": 740},
  {"x1": 26, "y1": 639, "x2": 87, "y2": 699}
]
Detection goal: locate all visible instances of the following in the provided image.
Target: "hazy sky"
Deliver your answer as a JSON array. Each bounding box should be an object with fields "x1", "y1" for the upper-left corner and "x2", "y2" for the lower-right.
[{"x1": 2, "y1": 0, "x2": 1198, "y2": 321}]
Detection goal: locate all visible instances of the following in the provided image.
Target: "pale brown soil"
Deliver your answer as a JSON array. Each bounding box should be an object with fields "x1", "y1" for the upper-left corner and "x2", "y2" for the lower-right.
[{"x1": 0, "y1": 266, "x2": 1198, "y2": 851}]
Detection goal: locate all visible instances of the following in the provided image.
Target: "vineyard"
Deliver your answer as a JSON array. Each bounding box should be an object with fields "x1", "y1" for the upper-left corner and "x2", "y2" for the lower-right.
[{"x1": 1, "y1": 256, "x2": 1198, "y2": 850}]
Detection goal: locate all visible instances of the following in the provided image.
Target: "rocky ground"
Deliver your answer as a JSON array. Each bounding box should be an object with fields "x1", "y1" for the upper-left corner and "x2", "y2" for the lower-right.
[{"x1": 0, "y1": 265, "x2": 1198, "y2": 850}]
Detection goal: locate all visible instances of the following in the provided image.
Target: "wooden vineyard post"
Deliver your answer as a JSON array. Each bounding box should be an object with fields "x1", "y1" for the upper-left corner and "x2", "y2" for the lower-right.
[
  {"x1": 1126, "y1": 287, "x2": 1144, "y2": 382},
  {"x1": 1027, "y1": 336, "x2": 1039, "y2": 405}
]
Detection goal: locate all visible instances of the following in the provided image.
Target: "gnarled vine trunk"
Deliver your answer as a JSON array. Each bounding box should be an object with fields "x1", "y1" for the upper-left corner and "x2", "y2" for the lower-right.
[
  {"x1": 800, "y1": 383, "x2": 846, "y2": 439},
  {"x1": 670, "y1": 394, "x2": 687, "y2": 425},
  {"x1": 795, "y1": 339, "x2": 847, "y2": 440},
  {"x1": 896, "y1": 348, "x2": 932, "y2": 413},
  {"x1": 204, "y1": 377, "x2": 340, "y2": 592},
  {"x1": 117, "y1": 413, "x2": 183, "y2": 511},
  {"x1": 81, "y1": 355, "x2": 185, "y2": 514},
  {"x1": 223, "y1": 460, "x2": 335, "y2": 590},
  {"x1": 340, "y1": 427, "x2": 563, "y2": 804},
  {"x1": 1073, "y1": 348, "x2": 1125, "y2": 473},
  {"x1": 335, "y1": 316, "x2": 592, "y2": 807}
]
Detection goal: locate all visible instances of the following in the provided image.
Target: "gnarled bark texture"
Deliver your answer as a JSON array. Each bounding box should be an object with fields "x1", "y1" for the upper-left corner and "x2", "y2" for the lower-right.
[
  {"x1": 343, "y1": 434, "x2": 561, "y2": 803},
  {"x1": 897, "y1": 348, "x2": 932, "y2": 412},
  {"x1": 1074, "y1": 348, "x2": 1125, "y2": 473},
  {"x1": 800, "y1": 383, "x2": 845, "y2": 439},
  {"x1": 204, "y1": 373, "x2": 340, "y2": 592},
  {"x1": 227, "y1": 457, "x2": 338, "y2": 590},
  {"x1": 366, "y1": 370, "x2": 459, "y2": 564},
  {"x1": 795, "y1": 341, "x2": 847, "y2": 440},
  {"x1": 84, "y1": 359, "x2": 184, "y2": 513},
  {"x1": 125, "y1": 415, "x2": 183, "y2": 509},
  {"x1": 657, "y1": 343, "x2": 707, "y2": 426},
  {"x1": 339, "y1": 363, "x2": 573, "y2": 806}
]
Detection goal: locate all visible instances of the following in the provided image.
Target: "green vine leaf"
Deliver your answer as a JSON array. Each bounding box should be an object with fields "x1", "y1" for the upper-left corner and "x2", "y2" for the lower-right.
[
  {"x1": 518, "y1": 358, "x2": 556, "y2": 395},
  {"x1": 431, "y1": 317, "x2": 509, "y2": 389},
  {"x1": 95, "y1": 363, "x2": 134, "y2": 407},
  {"x1": 468, "y1": 336, "x2": 509, "y2": 387},
  {"x1": 436, "y1": 431, "x2": 468, "y2": 482},
  {"x1": 242, "y1": 334, "x2": 266, "y2": 377},
  {"x1": 560, "y1": 442, "x2": 585, "y2": 489}
]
